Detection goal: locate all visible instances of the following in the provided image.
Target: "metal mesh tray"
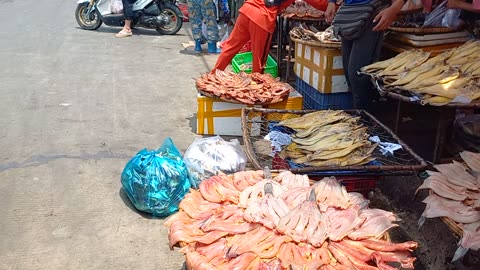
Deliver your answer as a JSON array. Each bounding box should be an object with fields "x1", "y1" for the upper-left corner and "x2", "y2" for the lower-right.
[{"x1": 241, "y1": 107, "x2": 427, "y2": 175}]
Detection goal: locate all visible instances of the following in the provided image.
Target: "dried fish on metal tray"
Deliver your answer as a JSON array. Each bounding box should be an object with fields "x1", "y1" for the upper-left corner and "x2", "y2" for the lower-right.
[
  {"x1": 361, "y1": 40, "x2": 480, "y2": 106},
  {"x1": 277, "y1": 110, "x2": 377, "y2": 167}
]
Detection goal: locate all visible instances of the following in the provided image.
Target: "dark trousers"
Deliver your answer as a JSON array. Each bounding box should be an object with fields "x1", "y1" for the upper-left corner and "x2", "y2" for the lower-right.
[
  {"x1": 341, "y1": 26, "x2": 383, "y2": 111},
  {"x1": 122, "y1": 0, "x2": 136, "y2": 20}
]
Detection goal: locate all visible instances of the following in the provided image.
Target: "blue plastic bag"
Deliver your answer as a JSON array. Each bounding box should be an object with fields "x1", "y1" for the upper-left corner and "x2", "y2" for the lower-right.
[{"x1": 121, "y1": 138, "x2": 191, "y2": 217}]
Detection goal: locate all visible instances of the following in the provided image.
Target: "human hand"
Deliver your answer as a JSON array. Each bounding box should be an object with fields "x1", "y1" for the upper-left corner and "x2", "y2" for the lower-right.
[
  {"x1": 372, "y1": 3, "x2": 402, "y2": 31},
  {"x1": 325, "y1": 2, "x2": 336, "y2": 24}
]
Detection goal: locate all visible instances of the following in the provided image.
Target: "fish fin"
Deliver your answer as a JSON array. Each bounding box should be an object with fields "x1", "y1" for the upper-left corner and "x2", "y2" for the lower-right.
[
  {"x1": 452, "y1": 246, "x2": 469, "y2": 262},
  {"x1": 418, "y1": 214, "x2": 426, "y2": 228}
]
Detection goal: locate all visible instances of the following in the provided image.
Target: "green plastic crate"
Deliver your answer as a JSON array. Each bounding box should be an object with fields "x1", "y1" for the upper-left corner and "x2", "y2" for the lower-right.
[{"x1": 231, "y1": 52, "x2": 278, "y2": 78}]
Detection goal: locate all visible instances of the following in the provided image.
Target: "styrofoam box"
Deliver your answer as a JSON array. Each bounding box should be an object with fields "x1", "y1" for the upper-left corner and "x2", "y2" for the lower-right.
[
  {"x1": 294, "y1": 42, "x2": 349, "y2": 93},
  {"x1": 197, "y1": 90, "x2": 303, "y2": 136}
]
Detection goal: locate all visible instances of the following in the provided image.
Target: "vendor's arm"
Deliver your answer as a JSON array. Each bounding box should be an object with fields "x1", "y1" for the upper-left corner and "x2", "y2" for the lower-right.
[
  {"x1": 447, "y1": 0, "x2": 480, "y2": 12},
  {"x1": 325, "y1": 1, "x2": 336, "y2": 23},
  {"x1": 372, "y1": 0, "x2": 406, "y2": 31}
]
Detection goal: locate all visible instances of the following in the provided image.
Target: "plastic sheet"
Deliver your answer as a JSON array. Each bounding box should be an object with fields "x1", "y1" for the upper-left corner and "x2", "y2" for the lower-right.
[
  {"x1": 184, "y1": 136, "x2": 247, "y2": 188},
  {"x1": 442, "y1": 9, "x2": 462, "y2": 29},
  {"x1": 424, "y1": 1, "x2": 448, "y2": 27},
  {"x1": 110, "y1": 0, "x2": 123, "y2": 14},
  {"x1": 121, "y1": 138, "x2": 191, "y2": 217}
]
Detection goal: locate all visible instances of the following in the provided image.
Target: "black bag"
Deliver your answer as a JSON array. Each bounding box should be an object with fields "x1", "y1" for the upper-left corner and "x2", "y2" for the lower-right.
[
  {"x1": 332, "y1": 0, "x2": 389, "y2": 40},
  {"x1": 264, "y1": 0, "x2": 284, "y2": 7}
]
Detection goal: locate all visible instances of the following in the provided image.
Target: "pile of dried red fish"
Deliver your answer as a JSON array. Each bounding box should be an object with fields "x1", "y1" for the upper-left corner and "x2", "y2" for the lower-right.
[
  {"x1": 282, "y1": 1, "x2": 325, "y2": 18},
  {"x1": 418, "y1": 150, "x2": 480, "y2": 262},
  {"x1": 166, "y1": 170, "x2": 418, "y2": 269},
  {"x1": 196, "y1": 70, "x2": 293, "y2": 104}
]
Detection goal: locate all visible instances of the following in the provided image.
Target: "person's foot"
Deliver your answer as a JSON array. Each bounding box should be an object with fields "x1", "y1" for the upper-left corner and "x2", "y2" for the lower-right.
[
  {"x1": 194, "y1": 39, "x2": 202, "y2": 53},
  {"x1": 115, "y1": 28, "x2": 132, "y2": 38},
  {"x1": 207, "y1": 42, "x2": 221, "y2": 54}
]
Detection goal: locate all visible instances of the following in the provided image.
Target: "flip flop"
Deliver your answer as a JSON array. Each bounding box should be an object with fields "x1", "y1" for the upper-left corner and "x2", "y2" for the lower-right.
[{"x1": 115, "y1": 30, "x2": 132, "y2": 38}]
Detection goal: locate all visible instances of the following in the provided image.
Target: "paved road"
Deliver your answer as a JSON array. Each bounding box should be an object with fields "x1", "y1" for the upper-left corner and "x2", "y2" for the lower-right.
[{"x1": 0, "y1": 1, "x2": 218, "y2": 269}]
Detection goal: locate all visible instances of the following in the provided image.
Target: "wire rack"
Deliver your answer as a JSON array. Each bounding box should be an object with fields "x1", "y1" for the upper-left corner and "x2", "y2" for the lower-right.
[
  {"x1": 372, "y1": 77, "x2": 480, "y2": 109},
  {"x1": 241, "y1": 108, "x2": 427, "y2": 176}
]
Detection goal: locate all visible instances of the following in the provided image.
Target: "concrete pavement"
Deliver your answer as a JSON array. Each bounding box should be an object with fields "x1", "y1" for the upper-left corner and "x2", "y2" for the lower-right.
[{"x1": 0, "y1": 0, "x2": 218, "y2": 269}]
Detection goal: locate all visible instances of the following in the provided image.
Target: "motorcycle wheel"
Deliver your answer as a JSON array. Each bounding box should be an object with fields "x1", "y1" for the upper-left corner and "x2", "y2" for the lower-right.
[
  {"x1": 156, "y1": 3, "x2": 183, "y2": 35},
  {"x1": 75, "y1": 3, "x2": 102, "y2": 30}
]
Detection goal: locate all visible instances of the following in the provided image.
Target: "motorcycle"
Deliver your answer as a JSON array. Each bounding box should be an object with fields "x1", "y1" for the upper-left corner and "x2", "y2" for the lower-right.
[{"x1": 75, "y1": 0, "x2": 183, "y2": 35}]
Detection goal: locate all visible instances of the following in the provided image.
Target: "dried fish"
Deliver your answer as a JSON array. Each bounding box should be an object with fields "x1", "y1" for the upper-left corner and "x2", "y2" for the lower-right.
[
  {"x1": 167, "y1": 172, "x2": 418, "y2": 269},
  {"x1": 196, "y1": 70, "x2": 293, "y2": 104}
]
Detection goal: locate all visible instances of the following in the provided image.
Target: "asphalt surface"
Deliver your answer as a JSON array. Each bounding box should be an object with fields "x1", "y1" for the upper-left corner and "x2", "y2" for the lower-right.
[{"x1": 0, "y1": 0, "x2": 218, "y2": 269}]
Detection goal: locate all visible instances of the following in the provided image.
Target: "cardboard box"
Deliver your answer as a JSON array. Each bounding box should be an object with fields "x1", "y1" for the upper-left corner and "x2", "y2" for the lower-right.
[
  {"x1": 197, "y1": 91, "x2": 303, "y2": 136},
  {"x1": 293, "y1": 41, "x2": 348, "y2": 94}
]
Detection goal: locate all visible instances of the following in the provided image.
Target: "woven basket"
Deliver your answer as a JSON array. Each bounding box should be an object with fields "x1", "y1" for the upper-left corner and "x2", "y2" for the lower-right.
[
  {"x1": 241, "y1": 107, "x2": 428, "y2": 174},
  {"x1": 388, "y1": 26, "x2": 458, "y2": 34},
  {"x1": 290, "y1": 36, "x2": 341, "y2": 49}
]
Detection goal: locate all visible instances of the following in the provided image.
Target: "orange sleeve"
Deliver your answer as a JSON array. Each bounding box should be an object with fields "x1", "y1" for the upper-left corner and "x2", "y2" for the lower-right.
[{"x1": 303, "y1": 0, "x2": 328, "y2": 11}]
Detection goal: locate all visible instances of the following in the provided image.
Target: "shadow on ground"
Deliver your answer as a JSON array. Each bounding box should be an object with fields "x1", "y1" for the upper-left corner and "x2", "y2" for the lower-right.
[
  {"x1": 74, "y1": 26, "x2": 187, "y2": 37},
  {"x1": 118, "y1": 188, "x2": 164, "y2": 220}
]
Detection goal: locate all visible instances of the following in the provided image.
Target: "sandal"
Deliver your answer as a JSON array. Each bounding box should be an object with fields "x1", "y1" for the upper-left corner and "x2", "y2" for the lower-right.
[{"x1": 115, "y1": 30, "x2": 132, "y2": 38}]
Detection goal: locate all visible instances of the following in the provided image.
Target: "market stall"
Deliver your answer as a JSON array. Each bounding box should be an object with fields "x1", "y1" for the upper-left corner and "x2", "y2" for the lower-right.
[
  {"x1": 362, "y1": 40, "x2": 480, "y2": 162},
  {"x1": 275, "y1": 2, "x2": 329, "y2": 81},
  {"x1": 120, "y1": 2, "x2": 480, "y2": 269},
  {"x1": 195, "y1": 70, "x2": 303, "y2": 136}
]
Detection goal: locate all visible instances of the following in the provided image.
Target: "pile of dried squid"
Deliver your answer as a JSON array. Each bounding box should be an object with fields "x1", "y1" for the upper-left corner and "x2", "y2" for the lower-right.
[
  {"x1": 362, "y1": 40, "x2": 480, "y2": 106},
  {"x1": 165, "y1": 170, "x2": 418, "y2": 269},
  {"x1": 196, "y1": 70, "x2": 293, "y2": 104}
]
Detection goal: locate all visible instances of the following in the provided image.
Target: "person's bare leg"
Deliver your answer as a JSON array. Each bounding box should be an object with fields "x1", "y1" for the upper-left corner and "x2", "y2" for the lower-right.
[
  {"x1": 116, "y1": 19, "x2": 132, "y2": 37},
  {"x1": 121, "y1": 19, "x2": 132, "y2": 33}
]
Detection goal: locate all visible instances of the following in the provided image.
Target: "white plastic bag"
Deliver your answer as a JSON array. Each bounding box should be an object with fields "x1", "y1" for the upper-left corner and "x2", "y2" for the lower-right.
[
  {"x1": 424, "y1": 1, "x2": 448, "y2": 27},
  {"x1": 221, "y1": 27, "x2": 230, "y2": 43},
  {"x1": 202, "y1": 22, "x2": 208, "y2": 40},
  {"x1": 442, "y1": 9, "x2": 463, "y2": 29},
  {"x1": 184, "y1": 136, "x2": 247, "y2": 188},
  {"x1": 111, "y1": 0, "x2": 123, "y2": 14}
]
